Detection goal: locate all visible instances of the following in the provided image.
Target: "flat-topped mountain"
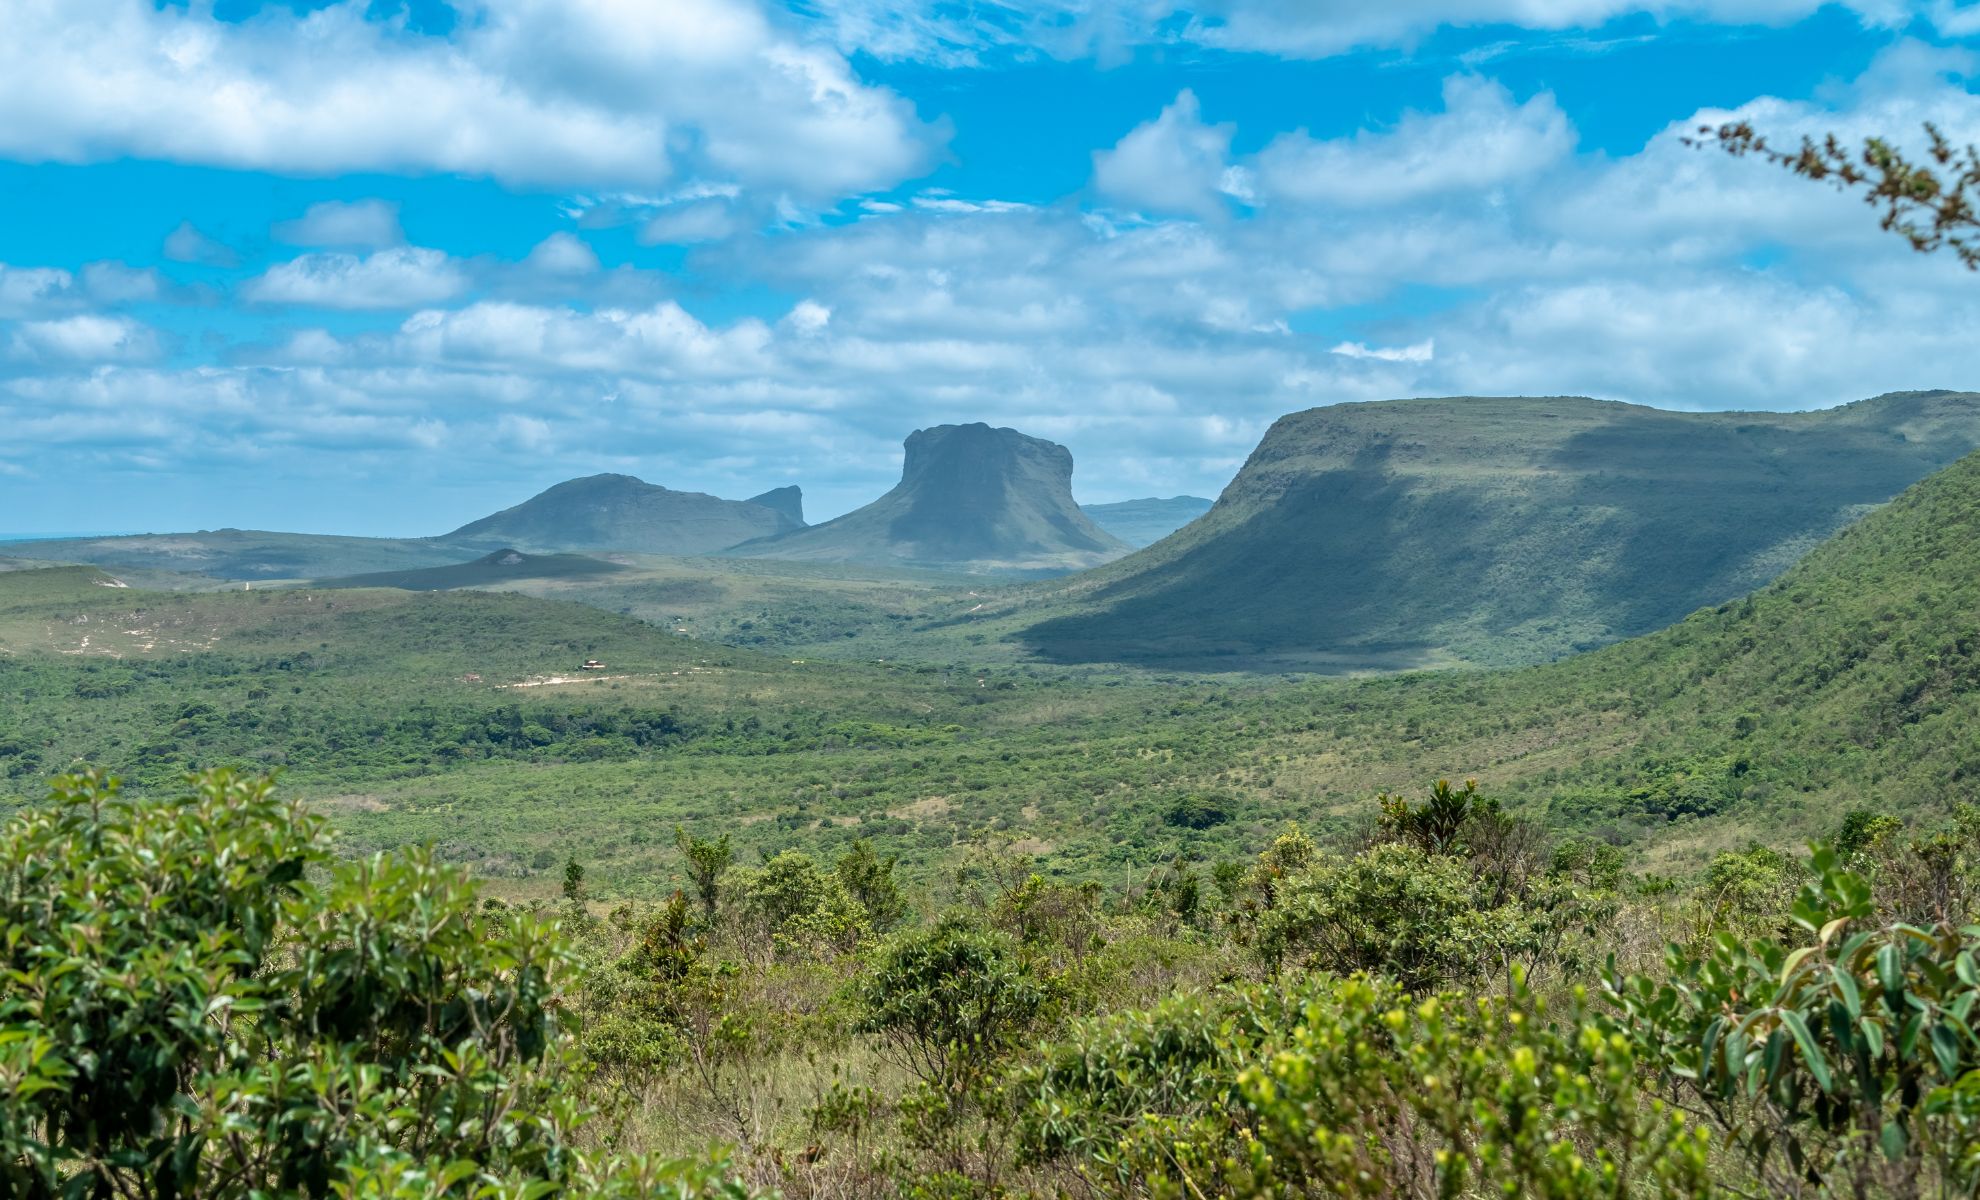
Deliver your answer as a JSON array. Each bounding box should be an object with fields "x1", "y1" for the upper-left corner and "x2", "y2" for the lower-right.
[
  {"x1": 1017, "y1": 390, "x2": 1980, "y2": 668},
  {"x1": 447, "y1": 474, "x2": 800, "y2": 556},
  {"x1": 732, "y1": 423, "x2": 1130, "y2": 574},
  {"x1": 1081, "y1": 496, "x2": 1214, "y2": 547}
]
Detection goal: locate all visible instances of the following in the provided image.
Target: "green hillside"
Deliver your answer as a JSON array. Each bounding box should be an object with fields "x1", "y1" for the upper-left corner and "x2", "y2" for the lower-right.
[{"x1": 1014, "y1": 390, "x2": 1980, "y2": 669}]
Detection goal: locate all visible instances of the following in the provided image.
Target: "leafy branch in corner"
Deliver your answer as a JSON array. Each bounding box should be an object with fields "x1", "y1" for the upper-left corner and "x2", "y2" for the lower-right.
[{"x1": 1691, "y1": 120, "x2": 1980, "y2": 268}]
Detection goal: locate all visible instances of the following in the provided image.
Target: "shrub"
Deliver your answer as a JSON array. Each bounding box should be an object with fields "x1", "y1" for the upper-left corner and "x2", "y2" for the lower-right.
[
  {"x1": 0, "y1": 769, "x2": 757, "y2": 1199},
  {"x1": 855, "y1": 918, "x2": 1055, "y2": 1092}
]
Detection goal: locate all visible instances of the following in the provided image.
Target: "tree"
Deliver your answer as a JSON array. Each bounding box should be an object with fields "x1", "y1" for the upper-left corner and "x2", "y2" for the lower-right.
[
  {"x1": 564, "y1": 852, "x2": 587, "y2": 902},
  {"x1": 675, "y1": 825, "x2": 734, "y2": 920},
  {"x1": 836, "y1": 838, "x2": 908, "y2": 929},
  {"x1": 1697, "y1": 120, "x2": 1980, "y2": 268}
]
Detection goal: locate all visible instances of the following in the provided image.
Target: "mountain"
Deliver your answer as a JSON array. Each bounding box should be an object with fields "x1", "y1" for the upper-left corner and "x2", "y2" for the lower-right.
[
  {"x1": 731, "y1": 423, "x2": 1131, "y2": 574},
  {"x1": 316, "y1": 548, "x2": 630, "y2": 591},
  {"x1": 1081, "y1": 496, "x2": 1214, "y2": 548},
  {"x1": 0, "y1": 530, "x2": 472, "y2": 582},
  {"x1": 746, "y1": 487, "x2": 806, "y2": 527},
  {"x1": 1016, "y1": 391, "x2": 1980, "y2": 668},
  {"x1": 445, "y1": 474, "x2": 800, "y2": 555}
]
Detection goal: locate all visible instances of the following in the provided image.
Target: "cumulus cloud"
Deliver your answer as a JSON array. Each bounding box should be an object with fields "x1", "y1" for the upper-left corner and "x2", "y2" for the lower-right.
[
  {"x1": 9, "y1": 314, "x2": 158, "y2": 363},
  {"x1": 1332, "y1": 339, "x2": 1436, "y2": 363},
  {"x1": 163, "y1": 221, "x2": 237, "y2": 267},
  {"x1": 1256, "y1": 76, "x2": 1575, "y2": 206},
  {"x1": 0, "y1": 0, "x2": 940, "y2": 199},
  {"x1": 273, "y1": 200, "x2": 405, "y2": 249},
  {"x1": 391, "y1": 300, "x2": 773, "y2": 377},
  {"x1": 523, "y1": 232, "x2": 601, "y2": 276},
  {"x1": 0, "y1": 265, "x2": 79, "y2": 318},
  {"x1": 245, "y1": 247, "x2": 470, "y2": 309},
  {"x1": 1092, "y1": 91, "x2": 1244, "y2": 220}
]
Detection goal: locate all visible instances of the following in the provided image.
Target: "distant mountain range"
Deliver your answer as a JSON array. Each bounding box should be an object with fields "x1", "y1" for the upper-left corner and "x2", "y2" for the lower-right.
[
  {"x1": 1016, "y1": 390, "x2": 1980, "y2": 668},
  {"x1": 732, "y1": 423, "x2": 1131, "y2": 574},
  {"x1": 1079, "y1": 497, "x2": 1213, "y2": 547}
]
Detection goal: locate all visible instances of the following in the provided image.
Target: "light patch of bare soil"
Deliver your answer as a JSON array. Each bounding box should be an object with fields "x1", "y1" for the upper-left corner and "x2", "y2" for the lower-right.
[
  {"x1": 887, "y1": 796, "x2": 952, "y2": 820},
  {"x1": 313, "y1": 794, "x2": 390, "y2": 814}
]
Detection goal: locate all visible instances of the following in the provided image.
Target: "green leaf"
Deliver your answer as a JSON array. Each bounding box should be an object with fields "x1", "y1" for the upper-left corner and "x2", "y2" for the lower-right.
[
  {"x1": 1780, "y1": 1010, "x2": 1833, "y2": 1091},
  {"x1": 1882, "y1": 1119, "x2": 1908, "y2": 1162},
  {"x1": 1932, "y1": 1023, "x2": 1962, "y2": 1078}
]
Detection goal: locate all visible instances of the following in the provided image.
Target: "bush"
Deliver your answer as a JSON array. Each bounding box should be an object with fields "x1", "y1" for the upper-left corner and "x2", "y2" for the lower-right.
[
  {"x1": 0, "y1": 769, "x2": 758, "y2": 1199},
  {"x1": 855, "y1": 918, "x2": 1055, "y2": 1091}
]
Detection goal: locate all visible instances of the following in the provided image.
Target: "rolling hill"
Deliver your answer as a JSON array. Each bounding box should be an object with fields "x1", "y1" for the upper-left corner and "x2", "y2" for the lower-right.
[
  {"x1": 1014, "y1": 390, "x2": 1980, "y2": 668},
  {"x1": 731, "y1": 423, "x2": 1131, "y2": 574},
  {"x1": 446, "y1": 474, "x2": 799, "y2": 555},
  {"x1": 1081, "y1": 496, "x2": 1214, "y2": 547}
]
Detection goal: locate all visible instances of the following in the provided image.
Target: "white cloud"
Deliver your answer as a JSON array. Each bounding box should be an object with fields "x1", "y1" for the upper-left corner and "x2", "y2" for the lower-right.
[
  {"x1": 641, "y1": 202, "x2": 741, "y2": 245},
  {"x1": 9, "y1": 314, "x2": 158, "y2": 362},
  {"x1": 1092, "y1": 90, "x2": 1243, "y2": 221},
  {"x1": 523, "y1": 232, "x2": 601, "y2": 276},
  {"x1": 81, "y1": 262, "x2": 161, "y2": 304},
  {"x1": 1256, "y1": 76, "x2": 1575, "y2": 206},
  {"x1": 391, "y1": 300, "x2": 774, "y2": 377},
  {"x1": 784, "y1": 299, "x2": 834, "y2": 335},
  {"x1": 1332, "y1": 339, "x2": 1436, "y2": 363},
  {"x1": 273, "y1": 199, "x2": 404, "y2": 248},
  {"x1": 246, "y1": 247, "x2": 470, "y2": 309},
  {"x1": 0, "y1": 0, "x2": 940, "y2": 199},
  {"x1": 162, "y1": 221, "x2": 237, "y2": 267},
  {"x1": 0, "y1": 265, "x2": 78, "y2": 318},
  {"x1": 800, "y1": 0, "x2": 1935, "y2": 62}
]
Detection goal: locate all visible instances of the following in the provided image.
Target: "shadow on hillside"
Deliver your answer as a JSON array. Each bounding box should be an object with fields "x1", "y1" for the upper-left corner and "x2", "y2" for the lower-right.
[{"x1": 1018, "y1": 441, "x2": 1473, "y2": 668}]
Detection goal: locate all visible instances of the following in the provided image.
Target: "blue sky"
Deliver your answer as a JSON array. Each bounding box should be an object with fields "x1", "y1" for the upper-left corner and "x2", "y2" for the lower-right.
[{"x1": 2, "y1": 0, "x2": 1978, "y2": 534}]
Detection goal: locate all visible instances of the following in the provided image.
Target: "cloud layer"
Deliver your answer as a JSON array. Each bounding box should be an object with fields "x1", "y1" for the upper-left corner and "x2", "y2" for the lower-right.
[{"x1": 0, "y1": 0, "x2": 939, "y2": 198}]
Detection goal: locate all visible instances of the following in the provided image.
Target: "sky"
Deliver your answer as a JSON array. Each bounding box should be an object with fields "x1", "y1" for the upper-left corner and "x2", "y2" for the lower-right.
[{"x1": 2, "y1": 0, "x2": 1979, "y2": 534}]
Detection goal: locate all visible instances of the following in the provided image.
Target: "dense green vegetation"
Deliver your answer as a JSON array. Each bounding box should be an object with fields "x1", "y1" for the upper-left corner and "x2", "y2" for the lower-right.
[{"x1": 23, "y1": 766, "x2": 1980, "y2": 1197}]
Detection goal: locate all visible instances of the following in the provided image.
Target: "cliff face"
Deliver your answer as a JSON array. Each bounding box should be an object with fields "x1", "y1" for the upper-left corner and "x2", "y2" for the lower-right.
[{"x1": 731, "y1": 423, "x2": 1130, "y2": 574}]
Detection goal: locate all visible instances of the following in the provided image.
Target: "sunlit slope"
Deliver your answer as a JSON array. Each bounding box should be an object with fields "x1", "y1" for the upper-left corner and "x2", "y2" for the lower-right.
[{"x1": 1017, "y1": 391, "x2": 1980, "y2": 668}]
